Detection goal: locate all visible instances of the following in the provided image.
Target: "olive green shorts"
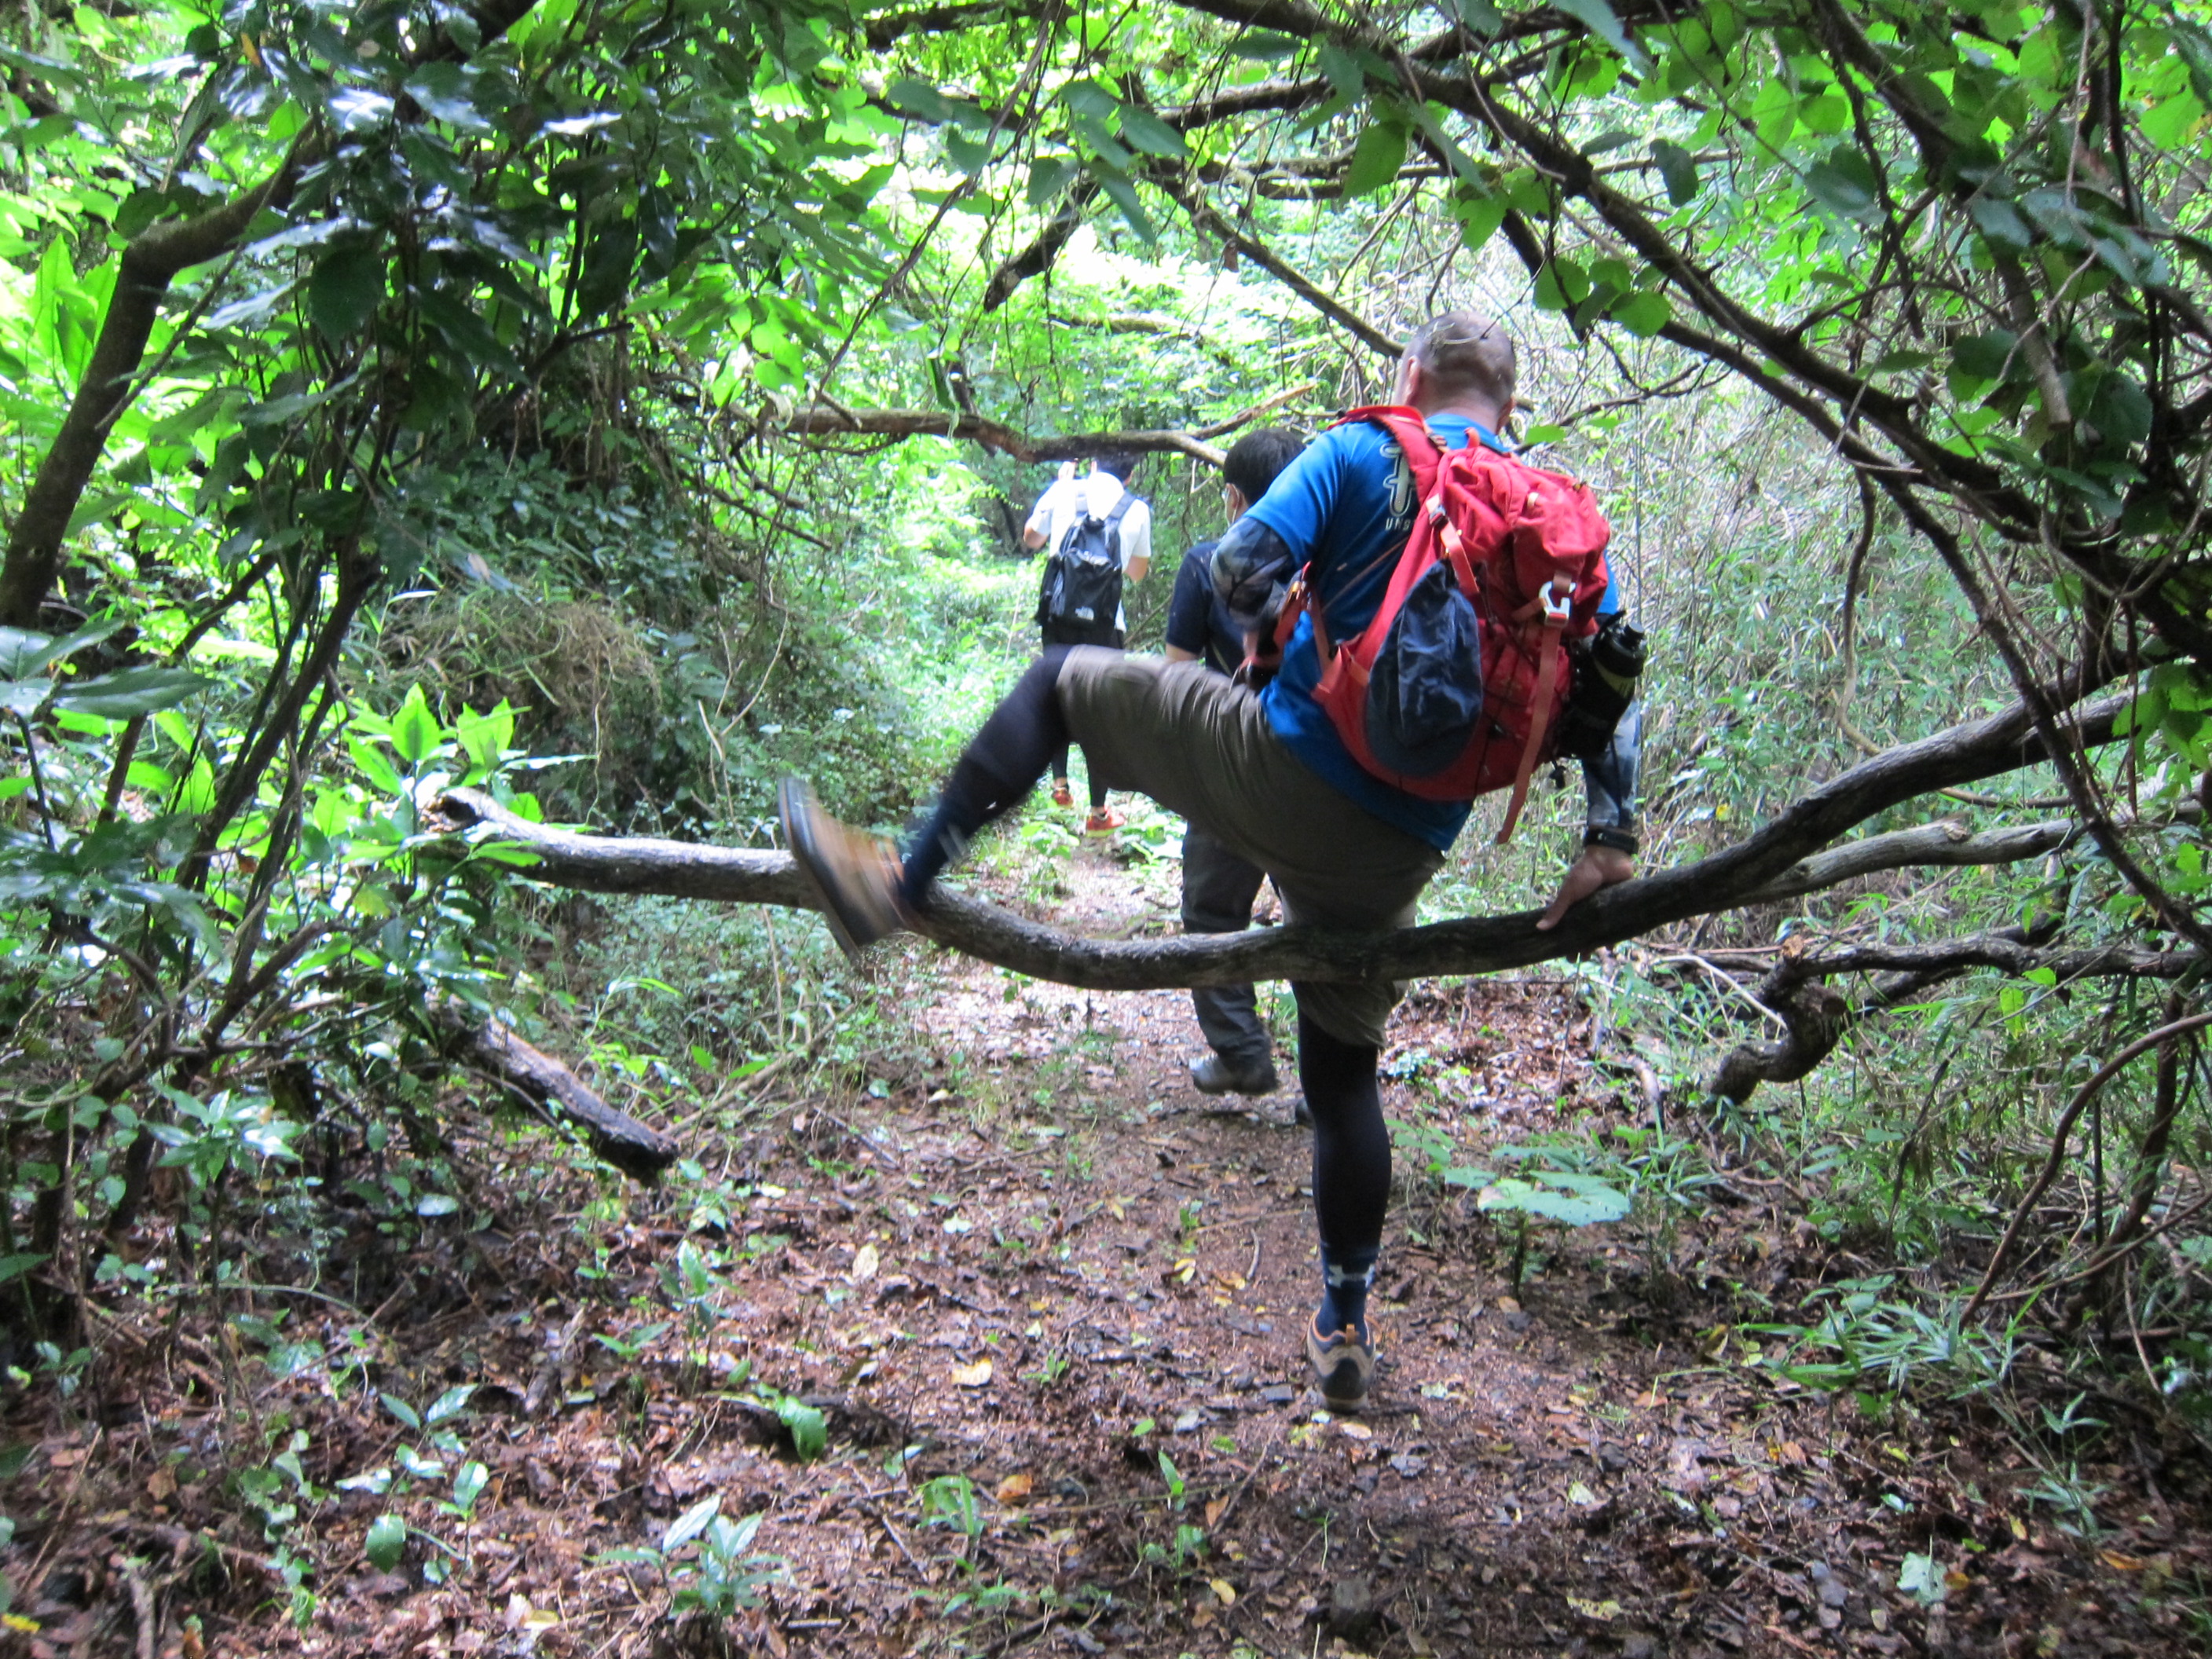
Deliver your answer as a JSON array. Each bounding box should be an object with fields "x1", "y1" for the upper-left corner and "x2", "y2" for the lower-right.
[{"x1": 1054, "y1": 649, "x2": 1442, "y2": 1049}]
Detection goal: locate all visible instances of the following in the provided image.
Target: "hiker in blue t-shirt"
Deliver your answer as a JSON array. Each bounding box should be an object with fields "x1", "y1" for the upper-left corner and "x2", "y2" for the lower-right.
[
  {"x1": 781, "y1": 313, "x2": 1642, "y2": 1412},
  {"x1": 1163, "y1": 427, "x2": 1308, "y2": 1106}
]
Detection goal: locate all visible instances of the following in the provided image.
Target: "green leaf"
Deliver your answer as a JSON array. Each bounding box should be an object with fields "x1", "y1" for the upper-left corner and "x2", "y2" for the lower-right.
[
  {"x1": 664, "y1": 1493, "x2": 722, "y2": 1552},
  {"x1": 1343, "y1": 122, "x2": 1407, "y2": 198},
  {"x1": 1897, "y1": 1551, "x2": 1946, "y2": 1606},
  {"x1": 887, "y1": 77, "x2": 962, "y2": 125},
  {"x1": 1117, "y1": 102, "x2": 1185, "y2": 158},
  {"x1": 1610, "y1": 290, "x2": 1672, "y2": 336},
  {"x1": 425, "y1": 1382, "x2": 475, "y2": 1425},
  {"x1": 0, "y1": 1251, "x2": 47, "y2": 1285},
  {"x1": 1968, "y1": 195, "x2": 2032, "y2": 252},
  {"x1": 307, "y1": 240, "x2": 384, "y2": 340},
  {"x1": 1086, "y1": 163, "x2": 1155, "y2": 243},
  {"x1": 1804, "y1": 148, "x2": 1879, "y2": 221},
  {"x1": 365, "y1": 1514, "x2": 407, "y2": 1571},
  {"x1": 1027, "y1": 156, "x2": 1078, "y2": 209},
  {"x1": 1952, "y1": 331, "x2": 2020, "y2": 382},
  {"x1": 1229, "y1": 31, "x2": 1302, "y2": 60},
  {"x1": 1476, "y1": 1177, "x2": 1630, "y2": 1225},
  {"x1": 1447, "y1": 0, "x2": 1503, "y2": 37},
  {"x1": 451, "y1": 1461, "x2": 489, "y2": 1514},
  {"x1": 390, "y1": 687, "x2": 441, "y2": 767},
  {"x1": 1, "y1": 679, "x2": 50, "y2": 718},
  {"x1": 53, "y1": 666, "x2": 212, "y2": 720},
  {"x1": 0, "y1": 618, "x2": 124, "y2": 679},
  {"x1": 453, "y1": 702, "x2": 515, "y2": 774},
  {"x1": 403, "y1": 64, "x2": 493, "y2": 133},
  {"x1": 1553, "y1": 0, "x2": 1648, "y2": 68},
  {"x1": 775, "y1": 1395, "x2": 828, "y2": 1460},
  {"x1": 1650, "y1": 140, "x2": 1699, "y2": 207},
  {"x1": 573, "y1": 217, "x2": 639, "y2": 322}
]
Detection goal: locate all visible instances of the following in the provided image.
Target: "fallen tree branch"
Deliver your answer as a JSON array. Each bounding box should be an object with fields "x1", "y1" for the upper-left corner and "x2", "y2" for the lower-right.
[
  {"x1": 772, "y1": 404, "x2": 1229, "y2": 467},
  {"x1": 1704, "y1": 929, "x2": 2201, "y2": 1104},
  {"x1": 430, "y1": 1005, "x2": 679, "y2": 1181},
  {"x1": 427, "y1": 685, "x2": 2126, "y2": 992}
]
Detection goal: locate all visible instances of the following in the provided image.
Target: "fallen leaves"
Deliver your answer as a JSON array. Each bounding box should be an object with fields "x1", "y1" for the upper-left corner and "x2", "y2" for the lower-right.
[
  {"x1": 950, "y1": 1359, "x2": 994, "y2": 1388},
  {"x1": 995, "y1": 1472, "x2": 1033, "y2": 1503}
]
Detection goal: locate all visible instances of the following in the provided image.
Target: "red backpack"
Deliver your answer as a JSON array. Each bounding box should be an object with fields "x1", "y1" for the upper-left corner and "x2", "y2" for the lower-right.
[{"x1": 1274, "y1": 406, "x2": 1612, "y2": 842}]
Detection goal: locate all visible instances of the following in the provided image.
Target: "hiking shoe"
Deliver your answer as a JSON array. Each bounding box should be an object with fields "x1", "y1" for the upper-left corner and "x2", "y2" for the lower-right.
[
  {"x1": 1050, "y1": 778, "x2": 1074, "y2": 808},
  {"x1": 1289, "y1": 1093, "x2": 1313, "y2": 1129},
  {"x1": 1306, "y1": 1318, "x2": 1377, "y2": 1412},
  {"x1": 778, "y1": 778, "x2": 909, "y2": 961},
  {"x1": 1084, "y1": 807, "x2": 1126, "y2": 833},
  {"x1": 1190, "y1": 1053, "x2": 1280, "y2": 1097}
]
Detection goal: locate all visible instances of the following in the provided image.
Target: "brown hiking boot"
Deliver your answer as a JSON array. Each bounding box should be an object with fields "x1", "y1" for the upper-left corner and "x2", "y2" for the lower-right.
[
  {"x1": 778, "y1": 778, "x2": 910, "y2": 961},
  {"x1": 1306, "y1": 1317, "x2": 1377, "y2": 1412}
]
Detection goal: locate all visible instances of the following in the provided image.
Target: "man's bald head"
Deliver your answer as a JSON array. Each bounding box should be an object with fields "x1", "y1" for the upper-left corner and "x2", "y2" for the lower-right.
[{"x1": 1401, "y1": 312, "x2": 1516, "y2": 414}]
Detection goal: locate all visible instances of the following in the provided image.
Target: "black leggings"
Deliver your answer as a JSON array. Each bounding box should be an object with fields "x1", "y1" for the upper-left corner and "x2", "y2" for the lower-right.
[
  {"x1": 901, "y1": 650, "x2": 1073, "y2": 902},
  {"x1": 1298, "y1": 1010, "x2": 1388, "y2": 1254}
]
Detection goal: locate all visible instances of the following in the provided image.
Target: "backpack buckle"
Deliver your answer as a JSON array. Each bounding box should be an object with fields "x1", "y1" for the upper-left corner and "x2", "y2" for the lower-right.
[{"x1": 1539, "y1": 577, "x2": 1573, "y2": 626}]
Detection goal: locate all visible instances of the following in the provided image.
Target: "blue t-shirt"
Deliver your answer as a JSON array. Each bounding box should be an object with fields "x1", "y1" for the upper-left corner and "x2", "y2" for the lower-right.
[{"x1": 1246, "y1": 415, "x2": 1620, "y2": 851}]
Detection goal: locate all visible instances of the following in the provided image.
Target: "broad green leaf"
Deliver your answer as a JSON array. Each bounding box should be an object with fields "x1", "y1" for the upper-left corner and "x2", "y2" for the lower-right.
[
  {"x1": 53, "y1": 666, "x2": 212, "y2": 720},
  {"x1": 573, "y1": 217, "x2": 639, "y2": 321},
  {"x1": 1610, "y1": 290, "x2": 1672, "y2": 336},
  {"x1": 1343, "y1": 122, "x2": 1407, "y2": 198},
  {"x1": 1477, "y1": 1177, "x2": 1630, "y2": 1225},
  {"x1": 426, "y1": 1382, "x2": 475, "y2": 1424},
  {"x1": 0, "y1": 618, "x2": 125, "y2": 678},
  {"x1": 309, "y1": 240, "x2": 384, "y2": 339},
  {"x1": 1553, "y1": 0, "x2": 1648, "y2": 69},
  {"x1": 776, "y1": 1395, "x2": 827, "y2": 1460},
  {"x1": 451, "y1": 1461, "x2": 489, "y2": 1513},
  {"x1": 453, "y1": 701, "x2": 515, "y2": 773},
  {"x1": 390, "y1": 688, "x2": 441, "y2": 767},
  {"x1": 403, "y1": 64, "x2": 493, "y2": 133},
  {"x1": 1968, "y1": 196, "x2": 2032, "y2": 251},
  {"x1": 365, "y1": 1514, "x2": 406, "y2": 1571},
  {"x1": 1116, "y1": 103, "x2": 1185, "y2": 159},
  {"x1": 1650, "y1": 140, "x2": 1698, "y2": 207},
  {"x1": 1952, "y1": 331, "x2": 2019, "y2": 382},
  {"x1": 1804, "y1": 149, "x2": 1879, "y2": 221},
  {"x1": 1086, "y1": 163, "x2": 1155, "y2": 243},
  {"x1": 664, "y1": 1493, "x2": 722, "y2": 1552},
  {"x1": 1, "y1": 679, "x2": 51, "y2": 718},
  {"x1": 1027, "y1": 156, "x2": 1078, "y2": 209},
  {"x1": 1230, "y1": 31, "x2": 1302, "y2": 60}
]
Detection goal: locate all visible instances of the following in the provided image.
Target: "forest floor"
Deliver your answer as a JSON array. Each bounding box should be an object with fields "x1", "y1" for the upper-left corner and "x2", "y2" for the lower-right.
[{"x1": 11, "y1": 824, "x2": 2212, "y2": 1658}]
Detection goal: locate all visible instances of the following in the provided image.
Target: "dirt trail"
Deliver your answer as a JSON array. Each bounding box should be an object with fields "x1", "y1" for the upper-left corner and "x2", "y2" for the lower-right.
[{"x1": 13, "y1": 832, "x2": 2202, "y2": 1657}]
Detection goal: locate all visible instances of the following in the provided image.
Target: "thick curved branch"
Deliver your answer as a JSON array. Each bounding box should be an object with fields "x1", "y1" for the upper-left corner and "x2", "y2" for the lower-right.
[
  {"x1": 427, "y1": 687, "x2": 2125, "y2": 991},
  {"x1": 1705, "y1": 931, "x2": 2200, "y2": 1104},
  {"x1": 773, "y1": 404, "x2": 1230, "y2": 466}
]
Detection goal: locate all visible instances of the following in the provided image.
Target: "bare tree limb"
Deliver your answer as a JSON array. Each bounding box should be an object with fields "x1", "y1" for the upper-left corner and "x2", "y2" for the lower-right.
[
  {"x1": 429, "y1": 1004, "x2": 679, "y2": 1181},
  {"x1": 772, "y1": 404, "x2": 1231, "y2": 466},
  {"x1": 1705, "y1": 930, "x2": 2199, "y2": 1104},
  {"x1": 427, "y1": 686, "x2": 2127, "y2": 992}
]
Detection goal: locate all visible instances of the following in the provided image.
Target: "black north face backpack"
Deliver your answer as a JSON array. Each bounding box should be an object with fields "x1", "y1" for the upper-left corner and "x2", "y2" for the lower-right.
[{"x1": 1035, "y1": 488, "x2": 1134, "y2": 644}]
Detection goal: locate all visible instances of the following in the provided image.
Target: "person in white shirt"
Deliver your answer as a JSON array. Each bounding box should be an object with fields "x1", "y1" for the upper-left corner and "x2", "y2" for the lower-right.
[{"x1": 1020, "y1": 454, "x2": 1151, "y2": 831}]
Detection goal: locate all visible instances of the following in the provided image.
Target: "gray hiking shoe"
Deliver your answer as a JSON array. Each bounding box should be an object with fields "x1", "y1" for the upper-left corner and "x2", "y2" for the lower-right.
[
  {"x1": 1190, "y1": 1053, "x2": 1280, "y2": 1097},
  {"x1": 1306, "y1": 1317, "x2": 1377, "y2": 1412},
  {"x1": 778, "y1": 778, "x2": 910, "y2": 961}
]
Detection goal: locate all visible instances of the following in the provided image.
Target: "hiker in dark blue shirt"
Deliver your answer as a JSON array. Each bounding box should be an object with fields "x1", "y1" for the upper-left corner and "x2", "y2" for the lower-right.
[
  {"x1": 782, "y1": 313, "x2": 1642, "y2": 1412},
  {"x1": 1163, "y1": 427, "x2": 1308, "y2": 1105}
]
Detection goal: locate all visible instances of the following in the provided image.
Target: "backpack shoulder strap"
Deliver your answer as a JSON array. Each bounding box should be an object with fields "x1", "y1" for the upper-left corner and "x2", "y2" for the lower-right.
[
  {"x1": 1103, "y1": 493, "x2": 1134, "y2": 528},
  {"x1": 1335, "y1": 402, "x2": 1443, "y2": 500}
]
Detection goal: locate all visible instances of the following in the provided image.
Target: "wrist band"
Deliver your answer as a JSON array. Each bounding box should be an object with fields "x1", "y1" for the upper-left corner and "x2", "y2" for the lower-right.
[{"x1": 1584, "y1": 826, "x2": 1639, "y2": 855}]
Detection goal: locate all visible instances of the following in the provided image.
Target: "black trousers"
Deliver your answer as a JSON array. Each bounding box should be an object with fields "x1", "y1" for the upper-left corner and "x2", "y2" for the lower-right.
[{"x1": 1180, "y1": 822, "x2": 1272, "y2": 1067}]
